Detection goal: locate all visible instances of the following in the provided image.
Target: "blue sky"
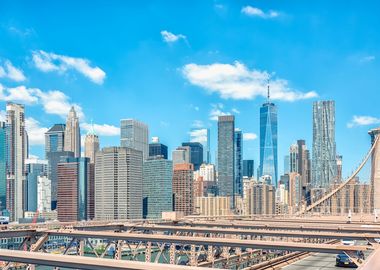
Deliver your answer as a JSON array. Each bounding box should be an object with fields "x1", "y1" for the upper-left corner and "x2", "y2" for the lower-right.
[{"x1": 0, "y1": 0, "x2": 379, "y2": 180}]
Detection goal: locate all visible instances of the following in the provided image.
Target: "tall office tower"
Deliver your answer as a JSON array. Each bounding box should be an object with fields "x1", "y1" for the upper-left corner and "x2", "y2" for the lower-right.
[
  {"x1": 284, "y1": 155, "x2": 290, "y2": 174},
  {"x1": 172, "y1": 146, "x2": 191, "y2": 165},
  {"x1": 84, "y1": 127, "x2": 99, "y2": 164},
  {"x1": 6, "y1": 103, "x2": 27, "y2": 221},
  {"x1": 37, "y1": 175, "x2": 51, "y2": 213},
  {"x1": 120, "y1": 119, "x2": 149, "y2": 160},
  {"x1": 312, "y1": 101, "x2": 337, "y2": 188},
  {"x1": 234, "y1": 129, "x2": 243, "y2": 196},
  {"x1": 296, "y1": 140, "x2": 311, "y2": 192},
  {"x1": 288, "y1": 172, "x2": 302, "y2": 213},
  {"x1": 149, "y1": 137, "x2": 168, "y2": 159},
  {"x1": 336, "y1": 155, "x2": 343, "y2": 183},
  {"x1": 25, "y1": 158, "x2": 47, "y2": 212},
  {"x1": 243, "y1": 160, "x2": 254, "y2": 178},
  {"x1": 172, "y1": 163, "x2": 194, "y2": 216},
  {"x1": 259, "y1": 86, "x2": 278, "y2": 187},
  {"x1": 0, "y1": 122, "x2": 6, "y2": 212},
  {"x1": 64, "y1": 107, "x2": 81, "y2": 158},
  {"x1": 217, "y1": 115, "x2": 235, "y2": 198},
  {"x1": 289, "y1": 144, "x2": 298, "y2": 173},
  {"x1": 182, "y1": 142, "x2": 203, "y2": 170},
  {"x1": 45, "y1": 124, "x2": 65, "y2": 155},
  {"x1": 190, "y1": 128, "x2": 210, "y2": 164},
  {"x1": 143, "y1": 156, "x2": 173, "y2": 219},
  {"x1": 57, "y1": 157, "x2": 91, "y2": 222},
  {"x1": 95, "y1": 147, "x2": 143, "y2": 220}
]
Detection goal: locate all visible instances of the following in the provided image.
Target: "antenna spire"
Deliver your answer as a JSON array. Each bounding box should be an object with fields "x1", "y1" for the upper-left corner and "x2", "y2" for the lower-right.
[{"x1": 267, "y1": 79, "x2": 270, "y2": 102}]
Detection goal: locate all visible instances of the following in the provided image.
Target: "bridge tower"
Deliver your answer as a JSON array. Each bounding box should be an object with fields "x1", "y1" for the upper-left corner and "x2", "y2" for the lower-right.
[{"x1": 369, "y1": 127, "x2": 380, "y2": 213}]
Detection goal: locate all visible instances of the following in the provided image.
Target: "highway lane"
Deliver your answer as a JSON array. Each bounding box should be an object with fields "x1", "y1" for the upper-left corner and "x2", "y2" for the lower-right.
[{"x1": 283, "y1": 253, "x2": 344, "y2": 270}]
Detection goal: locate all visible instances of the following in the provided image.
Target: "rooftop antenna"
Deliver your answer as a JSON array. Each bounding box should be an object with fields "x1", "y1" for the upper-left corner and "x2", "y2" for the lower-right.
[{"x1": 267, "y1": 78, "x2": 270, "y2": 102}]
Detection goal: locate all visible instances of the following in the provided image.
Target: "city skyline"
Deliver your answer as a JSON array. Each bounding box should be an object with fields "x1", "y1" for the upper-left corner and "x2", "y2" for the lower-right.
[{"x1": 0, "y1": 1, "x2": 380, "y2": 179}]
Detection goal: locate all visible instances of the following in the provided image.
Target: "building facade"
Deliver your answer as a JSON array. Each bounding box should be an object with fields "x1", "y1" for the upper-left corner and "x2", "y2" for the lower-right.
[
  {"x1": 64, "y1": 106, "x2": 81, "y2": 158},
  {"x1": 182, "y1": 142, "x2": 203, "y2": 170},
  {"x1": 195, "y1": 196, "x2": 231, "y2": 216},
  {"x1": 143, "y1": 157, "x2": 173, "y2": 219},
  {"x1": 149, "y1": 138, "x2": 168, "y2": 159},
  {"x1": 234, "y1": 129, "x2": 243, "y2": 196},
  {"x1": 37, "y1": 175, "x2": 51, "y2": 213},
  {"x1": 95, "y1": 147, "x2": 143, "y2": 220},
  {"x1": 6, "y1": 103, "x2": 27, "y2": 221},
  {"x1": 172, "y1": 146, "x2": 191, "y2": 165},
  {"x1": 190, "y1": 128, "x2": 210, "y2": 164},
  {"x1": 84, "y1": 129, "x2": 99, "y2": 164},
  {"x1": 25, "y1": 158, "x2": 47, "y2": 212},
  {"x1": 57, "y1": 157, "x2": 91, "y2": 222},
  {"x1": 45, "y1": 124, "x2": 65, "y2": 155},
  {"x1": 217, "y1": 115, "x2": 235, "y2": 198},
  {"x1": 246, "y1": 181, "x2": 276, "y2": 215},
  {"x1": 172, "y1": 163, "x2": 194, "y2": 216},
  {"x1": 120, "y1": 119, "x2": 149, "y2": 160},
  {"x1": 312, "y1": 101, "x2": 337, "y2": 188},
  {"x1": 0, "y1": 122, "x2": 6, "y2": 211},
  {"x1": 259, "y1": 94, "x2": 278, "y2": 187},
  {"x1": 243, "y1": 160, "x2": 254, "y2": 178}
]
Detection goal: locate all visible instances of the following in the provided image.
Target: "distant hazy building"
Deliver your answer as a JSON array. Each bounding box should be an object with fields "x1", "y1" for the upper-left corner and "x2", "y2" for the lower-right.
[
  {"x1": 190, "y1": 128, "x2": 210, "y2": 164},
  {"x1": 243, "y1": 160, "x2": 254, "y2": 178},
  {"x1": 259, "y1": 88, "x2": 278, "y2": 187},
  {"x1": 173, "y1": 163, "x2": 194, "y2": 216},
  {"x1": 0, "y1": 122, "x2": 6, "y2": 211},
  {"x1": 25, "y1": 159, "x2": 47, "y2": 212},
  {"x1": 6, "y1": 103, "x2": 27, "y2": 221},
  {"x1": 143, "y1": 157, "x2": 173, "y2": 219},
  {"x1": 37, "y1": 176, "x2": 51, "y2": 213},
  {"x1": 172, "y1": 146, "x2": 191, "y2": 165},
  {"x1": 149, "y1": 137, "x2": 168, "y2": 159},
  {"x1": 217, "y1": 115, "x2": 235, "y2": 198},
  {"x1": 95, "y1": 147, "x2": 143, "y2": 220},
  {"x1": 312, "y1": 101, "x2": 336, "y2": 188},
  {"x1": 120, "y1": 119, "x2": 149, "y2": 160},
  {"x1": 182, "y1": 142, "x2": 203, "y2": 170},
  {"x1": 64, "y1": 106, "x2": 81, "y2": 158},
  {"x1": 84, "y1": 127, "x2": 99, "y2": 164},
  {"x1": 57, "y1": 157, "x2": 91, "y2": 222},
  {"x1": 195, "y1": 196, "x2": 231, "y2": 216},
  {"x1": 234, "y1": 129, "x2": 243, "y2": 196}
]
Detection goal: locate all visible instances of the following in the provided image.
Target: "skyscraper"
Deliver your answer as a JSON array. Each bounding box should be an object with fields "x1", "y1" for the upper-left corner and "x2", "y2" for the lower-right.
[
  {"x1": 95, "y1": 147, "x2": 143, "y2": 220},
  {"x1": 217, "y1": 115, "x2": 235, "y2": 198},
  {"x1": 259, "y1": 87, "x2": 278, "y2": 187},
  {"x1": 120, "y1": 119, "x2": 149, "y2": 160},
  {"x1": 57, "y1": 157, "x2": 91, "y2": 221},
  {"x1": 172, "y1": 146, "x2": 191, "y2": 165},
  {"x1": 25, "y1": 158, "x2": 47, "y2": 212},
  {"x1": 190, "y1": 128, "x2": 210, "y2": 164},
  {"x1": 64, "y1": 106, "x2": 81, "y2": 158},
  {"x1": 0, "y1": 122, "x2": 6, "y2": 212},
  {"x1": 296, "y1": 140, "x2": 311, "y2": 192},
  {"x1": 312, "y1": 101, "x2": 336, "y2": 188},
  {"x1": 84, "y1": 126, "x2": 99, "y2": 164},
  {"x1": 6, "y1": 103, "x2": 27, "y2": 221},
  {"x1": 149, "y1": 137, "x2": 168, "y2": 159},
  {"x1": 182, "y1": 142, "x2": 203, "y2": 170},
  {"x1": 45, "y1": 124, "x2": 65, "y2": 155},
  {"x1": 243, "y1": 160, "x2": 254, "y2": 178},
  {"x1": 234, "y1": 129, "x2": 243, "y2": 196},
  {"x1": 172, "y1": 163, "x2": 194, "y2": 216},
  {"x1": 143, "y1": 156, "x2": 173, "y2": 219},
  {"x1": 289, "y1": 144, "x2": 298, "y2": 173}
]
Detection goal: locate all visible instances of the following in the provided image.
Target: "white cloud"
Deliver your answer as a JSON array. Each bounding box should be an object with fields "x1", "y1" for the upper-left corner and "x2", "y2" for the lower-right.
[
  {"x1": 0, "y1": 60, "x2": 26, "y2": 82},
  {"x1": 347, "y1": 115, "x2": 380, "y2": 128},
  {"x1": 192, "y1": 120, "x2": 204, "y2": 128},
  {"x1": 189, "y1": 128, "x2": 208, "y2": 143},
  {"x1": 209, "y1": 103, "x2": 230, "y2": 121},
  {"x1": 232, "y1": 108, "x2": 240, "y2": 114},
  {"x1": 241, "y1": 6, "x2": 279, "y2": 19},
  {"x1": 160, "y1": 121, "x2": 170, "y2": 127},
  {"x1": 25, "y1": 117, "x2": 48, "y2": 145},
  {"x1": 160, "y1": 30, "x2": 187, "y2": 43},
  {"x1": 81, "y1": 122, "x2": 120, "y2": 136},
  {"x1": 243, "y1": 132, "x2": 258, "y2": 141},
  {"x1": 183, "y1": 61, "x2": 317, "y2": 101},
  {"x1": 0, "y1": 84, "x2": 39, "y2": 104},
  {"x1": 32, "y1": 50, "x2": 106, "y2": 84},
  {"x1": 359, "y1": 56, "x2": 375, "y2": 63}
]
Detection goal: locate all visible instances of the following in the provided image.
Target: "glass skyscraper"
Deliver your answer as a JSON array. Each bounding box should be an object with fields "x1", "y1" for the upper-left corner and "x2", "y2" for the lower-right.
[
  {"x1": 312, "y1": 101, "x2": 336, "y2": 188},
  {"x1": 259, "y1": 96, "x2": 278, "y2": 187},
  {"x1": 26, "y1": 159, "x2": 47, "y2": 212},
  {"x1": 243, "y1": 160, "x2": 254, "y2": 178},
  {"x1": 190, "y1": 128, "x2": 210, "y2": 164},
  {"x1": 182, "y1": 142, "x2": 203, "y2": 170},
  {"x1": 234, "y1": 129, "x2": 243, "y2": 196},
  {"x1": 120, "y1": 119, "x2": 149, "y2": 160},
  {"x1": 217, "y1": 115, "x2": 235, "y2": 197},
  {"x1": 0, "y1": 122, "x2": 6, "y2": 211}
]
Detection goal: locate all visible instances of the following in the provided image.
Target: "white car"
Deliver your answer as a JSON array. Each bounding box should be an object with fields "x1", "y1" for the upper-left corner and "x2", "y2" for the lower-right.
[{"x1": 341, "y1": 239, "x2": 355, "y2": 246}]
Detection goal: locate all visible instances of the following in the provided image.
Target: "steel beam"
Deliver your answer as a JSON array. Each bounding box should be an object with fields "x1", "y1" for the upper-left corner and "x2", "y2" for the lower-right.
[
  {"x1": 47, "y1": 230, "x2": 370, "y2": 254},
  {"x1": 0, "y1": 249, "x2": 204, "y2": 270}
]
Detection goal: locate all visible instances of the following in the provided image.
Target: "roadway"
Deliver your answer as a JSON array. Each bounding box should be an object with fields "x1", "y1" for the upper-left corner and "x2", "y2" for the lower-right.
[{"x1": 283, "y1": 253, "x2": 339, "y2": 270}]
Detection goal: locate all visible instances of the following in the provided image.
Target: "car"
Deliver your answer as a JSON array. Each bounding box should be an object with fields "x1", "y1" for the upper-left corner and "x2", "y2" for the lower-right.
[
  {"x1": 341, "y1": 239, "x2": 355, "y2": 246},
  {"x1": 335, "y1": 253, "x2": 357, "y2": 268}
]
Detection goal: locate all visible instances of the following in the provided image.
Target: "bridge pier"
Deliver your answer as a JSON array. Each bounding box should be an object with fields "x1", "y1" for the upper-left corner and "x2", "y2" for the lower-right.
[{"x1": 369, "y1": 128, "x2": 380, "y2": 213}]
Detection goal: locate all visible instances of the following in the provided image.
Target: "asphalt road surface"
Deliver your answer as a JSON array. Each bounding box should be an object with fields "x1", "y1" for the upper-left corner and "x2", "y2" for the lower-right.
[{"x1": 282, "y1": 253, "x2": 352, "y2": 270}]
